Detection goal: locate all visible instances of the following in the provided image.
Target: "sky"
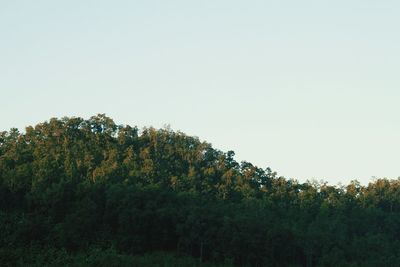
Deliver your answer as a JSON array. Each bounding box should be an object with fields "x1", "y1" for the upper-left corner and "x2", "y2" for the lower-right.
[{"x1": 1, "y1": 0, "x2": 400, "y2": 185}]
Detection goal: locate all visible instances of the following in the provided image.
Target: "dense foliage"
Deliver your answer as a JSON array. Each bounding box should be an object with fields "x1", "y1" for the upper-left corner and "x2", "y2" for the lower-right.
[{"x1": 1, "y1": 115, "x2": 400, "y2": 266}]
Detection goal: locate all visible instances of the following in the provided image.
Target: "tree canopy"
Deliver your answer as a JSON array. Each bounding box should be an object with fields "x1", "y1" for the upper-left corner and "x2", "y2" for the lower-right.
[{"x1": 1, "y1": 114, "x2": 399, "y2": 266}]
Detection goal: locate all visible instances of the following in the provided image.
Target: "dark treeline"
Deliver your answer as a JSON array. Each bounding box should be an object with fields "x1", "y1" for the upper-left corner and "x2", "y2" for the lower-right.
[{"x1": 1, "y1": 114, "x2": 400, "y2": 266}]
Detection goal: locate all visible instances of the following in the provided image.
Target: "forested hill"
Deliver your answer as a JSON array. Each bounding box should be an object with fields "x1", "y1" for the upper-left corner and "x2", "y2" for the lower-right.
[{"x1": 1, "y1": 115, "x2": 400, "y2": 267}]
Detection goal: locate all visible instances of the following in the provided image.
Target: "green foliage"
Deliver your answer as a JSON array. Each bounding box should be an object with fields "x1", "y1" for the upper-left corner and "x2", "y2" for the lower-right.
[
  {"x1": 0, "y1": 248, "x2": 229, "y2": 267},
  {"x1": 1, "y1": 114, "x2": 400, "y2": 266}
]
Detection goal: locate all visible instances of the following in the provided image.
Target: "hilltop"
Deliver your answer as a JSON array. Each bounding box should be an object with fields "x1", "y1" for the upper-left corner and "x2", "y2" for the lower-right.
[{"x1": 1, "y1": 115, "x2": 400, "y2": 266}]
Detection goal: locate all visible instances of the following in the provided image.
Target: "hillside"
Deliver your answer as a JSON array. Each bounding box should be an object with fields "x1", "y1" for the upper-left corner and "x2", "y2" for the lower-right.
[{"x1": 1, "y1": 114, "x2": 400, "y2": 266}]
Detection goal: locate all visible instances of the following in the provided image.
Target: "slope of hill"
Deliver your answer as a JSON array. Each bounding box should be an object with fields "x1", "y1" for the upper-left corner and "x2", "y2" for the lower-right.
[{"x1": 1, "y1": 114, "x2": 400, "y2": 266}]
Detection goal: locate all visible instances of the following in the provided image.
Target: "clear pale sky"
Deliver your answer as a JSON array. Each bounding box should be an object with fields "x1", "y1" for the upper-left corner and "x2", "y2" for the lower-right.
[{"x1": 1, "y1": 1, "x2": 400, "y2": 185}]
